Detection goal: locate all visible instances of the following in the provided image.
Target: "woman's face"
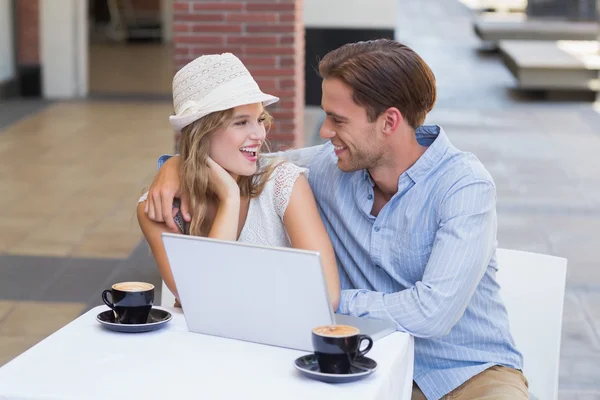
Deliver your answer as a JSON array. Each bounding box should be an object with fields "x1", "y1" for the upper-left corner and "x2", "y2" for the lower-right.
[{"x1": 209, "y1": 103, "x2": 268, "y2": 178}]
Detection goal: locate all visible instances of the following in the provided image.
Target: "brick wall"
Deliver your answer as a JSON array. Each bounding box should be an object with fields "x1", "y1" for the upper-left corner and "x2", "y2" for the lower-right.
[
  {"x1": 173, "y1": 0, "x2": 305, "y2": 150},
  {"x1": 17, "y1": 0, "x2": 39, "y2": 65}
]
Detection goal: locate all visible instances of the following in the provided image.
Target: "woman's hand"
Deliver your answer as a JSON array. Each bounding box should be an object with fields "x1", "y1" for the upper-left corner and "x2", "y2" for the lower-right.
[
  {"x1": 206, "y1": 157, "x2": 240, "y2": 202},
  {"x1": 206, "y1": 157, "x2": 241, "y2": 241}
]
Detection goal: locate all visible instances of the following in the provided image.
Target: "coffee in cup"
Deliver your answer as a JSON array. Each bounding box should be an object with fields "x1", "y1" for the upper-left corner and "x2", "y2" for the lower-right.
[
  {"x1": 311, "y1": 324, "x2": 373, "y2": 374},
  {"x1": 102, "y1": 282, "x2": 154, "y2": 324}
]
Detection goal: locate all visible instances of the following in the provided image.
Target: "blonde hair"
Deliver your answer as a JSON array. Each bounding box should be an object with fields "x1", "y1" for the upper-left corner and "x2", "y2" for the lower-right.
[{"x1": 178, "y1": 107, "x2": 280, "y2": 236}]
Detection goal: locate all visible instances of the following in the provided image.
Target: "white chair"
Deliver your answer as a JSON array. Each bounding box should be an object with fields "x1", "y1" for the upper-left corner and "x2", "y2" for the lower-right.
[
  {"x1": 160, "y1": 281, "x2": 176, "y2": 307},
  {"x1": 495, "y1": 248, "x2": 567, "y2": 400}
]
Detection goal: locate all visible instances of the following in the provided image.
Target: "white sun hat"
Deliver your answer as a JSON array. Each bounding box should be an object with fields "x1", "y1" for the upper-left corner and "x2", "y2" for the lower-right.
[{"x1": 169, "y1": 53, "x2": 279, "y2": 132}]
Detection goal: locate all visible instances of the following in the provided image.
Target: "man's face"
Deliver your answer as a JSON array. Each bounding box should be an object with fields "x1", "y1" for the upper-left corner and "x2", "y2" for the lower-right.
[{"x1": 320, "y1": 78, "x2": 381, "y2": 172}]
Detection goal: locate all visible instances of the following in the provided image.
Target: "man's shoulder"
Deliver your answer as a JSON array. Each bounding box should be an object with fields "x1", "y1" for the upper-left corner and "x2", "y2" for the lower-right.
[
  {"x1": 279, "y1": 142, "x2": 341, "y2": 176},
  {"x1": 419, "y1": 125, "x2": 494, "y2": 189},
  {"x1": 442, "y1": 146, "x2": 495, "y2": 188},
  {"x1": 421, "y1": 147, "x2": 497, "y2": 221},
  {"x1": 307, "y1": 142, "x2": 339, "y2": 170},
  {"x1": 423, "y1": 147, "x2": 496, "y2": 214},
  {"x1": 268, "y1": 143, "x2": 331, "y2": 169}
]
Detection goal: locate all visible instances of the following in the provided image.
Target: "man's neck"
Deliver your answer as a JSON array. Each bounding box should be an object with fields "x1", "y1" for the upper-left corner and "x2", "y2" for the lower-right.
[{"x1": 368, "y1": 137, "x2": 427, "y2": 200}]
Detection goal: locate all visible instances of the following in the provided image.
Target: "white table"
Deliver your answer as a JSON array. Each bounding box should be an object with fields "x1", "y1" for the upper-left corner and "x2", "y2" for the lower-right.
[{"x1": 0, "y1": 306, "x2": 414, "y2": 400}]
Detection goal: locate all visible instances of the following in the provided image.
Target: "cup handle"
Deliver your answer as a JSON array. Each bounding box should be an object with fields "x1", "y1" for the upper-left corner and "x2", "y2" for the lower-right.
[
  {"x1": 102, "y1": 290, "x2": 115, "y2": 310},
  {"x1": 356, "y1": 334, "x2": 373, "y2": 358}
]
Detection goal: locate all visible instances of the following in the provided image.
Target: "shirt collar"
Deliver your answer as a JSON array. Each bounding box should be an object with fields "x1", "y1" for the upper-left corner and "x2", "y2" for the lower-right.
[
  {"x1": 361, "y1": 124, "x2": 450, "y2": 185},
  {"x1": 405, "y1": 124, "x2": 449, "y2": 183}
]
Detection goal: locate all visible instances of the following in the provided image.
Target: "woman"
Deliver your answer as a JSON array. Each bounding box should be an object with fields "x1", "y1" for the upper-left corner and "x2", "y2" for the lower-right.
[{"x1": 137, "y1": 53, "x2": 340, "y2": 310}]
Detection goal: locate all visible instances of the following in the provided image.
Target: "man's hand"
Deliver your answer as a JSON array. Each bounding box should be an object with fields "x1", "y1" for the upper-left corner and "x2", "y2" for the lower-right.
[{"x1": 144, "y1": 156, "x2": 190, "y2": 232}]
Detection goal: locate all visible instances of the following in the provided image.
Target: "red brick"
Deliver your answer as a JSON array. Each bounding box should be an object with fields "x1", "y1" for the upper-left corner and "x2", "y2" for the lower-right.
[
  {"x1": 270, "y1": 89, "x2": 295, "y2": 98},
  {"x1": 277, "y1": 100, "x2": 295, "y2": 109},
  {"x1": 279, "y1": 56, "x2": 294, "y2": 67},
  {"x1": 251, "y1": 68, "x2": 295, "y2": 77},
  {"x1": 191, "y1": 24, "x2": 242, "y2": 33},
  {"x1": 271, "y1": 111, "x2": 296, "y2": 120},
  {"x1": 174, "y1": 1, "x2": 191, "y2": 12},
  {"x1": 173, "y1": 23, "x2": 190, "y2": 33},
  {"x1": 255, "y1": 76, "x2": 277, "y2": 84},
  {"x1": 175, "y1": 57, "x2": 196, "y2": 66},
  {"x1": 240, "y1": 56, "x2": 277, "y2": 67},
  {"x1": 272, "y1": 121, "x2": 297, "y2": 128},
  {"x1": 247, "y1": 3, "x2": 295, "y2": 11},
  {"x1": 193, "y1": 3, "x2": 243, "y2": 11},
  {"x1": 227, "y1": 36, "x2": 277, "y2": 45},
  {"x1": 255, "y1": 79, "x2": 278, "y2": 92},
  {"x1": 279, "y1": 35, "x2": 295, "y2": 45},
  {"x1": 279, "y1": 13, "x2": 296, "y2": 22},
  {"x1": 175, "y1": 47, "x2": 190, "y2": 56},
  {"x1": 175, "y1": 35, "x2": 225, "y2": 45},
  {"x1": 279, "y1": 78, "x2": 295, "y2": 89},
  {"x1": 246, "y1": 46, "x2": 295, "y2": 55},
  {"x1": 177, "y1": 13, "x2": 225, "y2": 22},
  {"x1": 246, "y1": 24, "x2": 294, "y2": 33},
  {"x1": 17, "y1": 0, "x2": 40, "y2": 64},
  {"x1": 186, "y1": 46, "x2": 245, "y2": 55},
  {"x1": 226, "y1": 12, "x2": 278, "y2": 22}
]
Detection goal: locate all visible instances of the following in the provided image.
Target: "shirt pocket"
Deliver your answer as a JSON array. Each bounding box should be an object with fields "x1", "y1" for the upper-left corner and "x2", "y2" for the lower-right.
[
  {"x1": 391, "y1": 230, "x2": 435, "y2": 285},
  {"x1": 396, "y1": 230, "x2": 435, "y2": 257}
]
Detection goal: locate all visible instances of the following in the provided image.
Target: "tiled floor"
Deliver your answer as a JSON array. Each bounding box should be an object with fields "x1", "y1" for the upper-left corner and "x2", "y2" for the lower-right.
[
  {"x1": 0, "y1": 100, "x2": 53, "y2": 132},
  {"x1": 0, "y1": 101, "x2": 173, "y2": 258}
]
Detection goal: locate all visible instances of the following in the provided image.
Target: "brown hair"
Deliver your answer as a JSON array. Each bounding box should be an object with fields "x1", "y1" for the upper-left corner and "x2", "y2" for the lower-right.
[
  {"x1": 318, "y1": 39, "x2": 436, "y2": 128},
  {"x1": 178, "y1": 108, "x2": 279, "y2": 236}
]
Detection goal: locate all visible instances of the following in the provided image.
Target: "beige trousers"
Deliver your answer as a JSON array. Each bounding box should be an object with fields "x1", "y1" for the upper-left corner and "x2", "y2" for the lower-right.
[{"x1": 412, "y1": 366, "x2": 529, "y2": 400}]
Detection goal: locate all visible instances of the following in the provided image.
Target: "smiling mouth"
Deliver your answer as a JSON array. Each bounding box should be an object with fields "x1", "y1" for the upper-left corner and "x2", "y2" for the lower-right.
[
  {"x1": 240, "y1": 146, "x2": 259, "y2": 159},
  {"x1": 333, "y1": 144, "x2": 347, "y2": 155}
]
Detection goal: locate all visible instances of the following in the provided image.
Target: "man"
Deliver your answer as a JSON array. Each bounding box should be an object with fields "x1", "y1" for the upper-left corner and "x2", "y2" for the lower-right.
[{"x1": 143, "y1": 39, "x2": 527, "y2": 399}]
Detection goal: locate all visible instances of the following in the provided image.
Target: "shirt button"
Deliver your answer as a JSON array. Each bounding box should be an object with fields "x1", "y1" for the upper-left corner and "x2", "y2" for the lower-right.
[
  {"x1": 374, "y1": 226, "x2": 380, "y2": 232},
  {"x1": 367, "y1": 194, "x2": 373, "y2": 200}
]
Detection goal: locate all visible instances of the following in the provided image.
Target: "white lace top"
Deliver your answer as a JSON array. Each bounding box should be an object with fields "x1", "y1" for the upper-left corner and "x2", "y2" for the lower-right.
[{"x1": 138, "y1": 161, "x2": 308, "y2": 248}]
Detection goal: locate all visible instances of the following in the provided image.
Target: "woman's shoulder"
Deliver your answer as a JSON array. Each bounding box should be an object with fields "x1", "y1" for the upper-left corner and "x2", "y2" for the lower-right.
[
  {"x1": 257, "y1": 159, "x2": 309, "y2": 191},
  {"x1": 273, "y1": 160, "x2": 309, "y2": 180},
  {"x1": 257, "y1": 159, "x2": 309, "y2": 219}
]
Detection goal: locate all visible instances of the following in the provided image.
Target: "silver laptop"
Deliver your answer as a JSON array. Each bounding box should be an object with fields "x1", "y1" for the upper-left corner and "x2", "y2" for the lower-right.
[{"x1": 162, "y1": 233, "x2": 397, "y2": 351}]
